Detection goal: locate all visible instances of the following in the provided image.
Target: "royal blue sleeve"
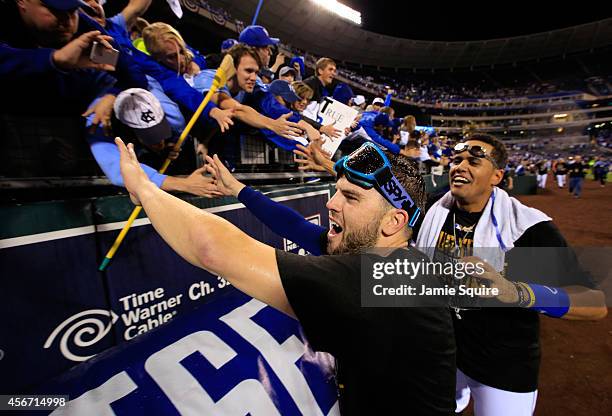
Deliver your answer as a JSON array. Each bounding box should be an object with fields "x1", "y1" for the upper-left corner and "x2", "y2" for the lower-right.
[
  {"x1": 384, "y1": 92, "x2": 392, "y2": 106},
  {"x1": 237, "y1": 187, "x2": 326, "y2": 255},
  {"x1": 131, "y1": 50, "x2": 217, "y2": 117},
  {"x1": 362, "y1": 125, "x2": 401, "y2": 154},
  {"x1": 78, "y1": 12, "x2": 148, "y2": 91},
  {"x1": 0, "y1": 44, "x2": 57, "y2": 78}
]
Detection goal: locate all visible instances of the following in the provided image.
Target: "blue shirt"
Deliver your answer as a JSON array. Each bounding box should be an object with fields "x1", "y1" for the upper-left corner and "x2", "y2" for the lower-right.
[
  {"x1": 78, "y1": 12, "x2": 148, "y2": 91},
  {"x1": 130, "y1": 49, "x2": 217, "y2": 118},
  {"x1": 106, "y1": 14, "x2": 134, "y2": 53},
  {"x1": 359, "y1": 111, "x2": 401, "y2": 154},
  {"x1": 256, "y1": 92, "x2": 304, "y2": 151}
]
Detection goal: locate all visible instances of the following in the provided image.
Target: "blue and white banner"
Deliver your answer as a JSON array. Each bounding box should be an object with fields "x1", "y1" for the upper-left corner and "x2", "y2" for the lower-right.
[
  {"x1": 0, "y1": 187, "x2": 332, "y2": 398},
  {"x1": 39, "y1": 291, "x2": 339, "y2": 415}
]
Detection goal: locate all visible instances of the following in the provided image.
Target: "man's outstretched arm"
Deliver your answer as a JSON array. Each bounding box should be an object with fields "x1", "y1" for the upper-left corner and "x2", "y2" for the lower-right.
[
  {"x1": 121, "y1": 0, "x2": 153, "y2": 28},
  {"x1": 115, "y1": 137, "x2": 294, "y2": 317}
]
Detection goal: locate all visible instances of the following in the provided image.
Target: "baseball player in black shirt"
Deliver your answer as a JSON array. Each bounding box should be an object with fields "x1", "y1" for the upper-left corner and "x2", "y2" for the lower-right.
[
  {"x1": 416, "y1": 134, "x2": 606, "y2": 415},
  {"x1": 114, "y1": 138, "x2": 456, "y2": 415}
]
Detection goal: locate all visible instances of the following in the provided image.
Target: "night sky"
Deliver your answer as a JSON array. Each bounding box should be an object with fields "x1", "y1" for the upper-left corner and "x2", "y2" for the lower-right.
[{"x1": 343, "y1": 0, "x2": 611, "y2": 41}]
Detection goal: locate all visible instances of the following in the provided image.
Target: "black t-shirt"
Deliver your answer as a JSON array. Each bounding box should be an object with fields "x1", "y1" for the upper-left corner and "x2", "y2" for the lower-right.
[
  {"x1": 303, "y1": 76, "x2": 334, "y2": 103},
  {"x1": 555, "y1": 162, "x2": 567, "y2": 175},
  {"x1": 568, "y1": 162, "x2": 586, "y2": 178},
  {"x1": 538, "y1": 164, "x2": 549, "y2": 175},
  {"x1": 433, "y1": 206, "x2": 595, "y2": 392},
  {"x1": 276, "y1": 249, "x2": 456, "y2": 415}
]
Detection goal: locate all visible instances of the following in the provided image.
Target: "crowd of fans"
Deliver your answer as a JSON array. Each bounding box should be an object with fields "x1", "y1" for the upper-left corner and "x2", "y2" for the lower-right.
[{"x1": 1, "y1": 0, "x2": 609, "y2": 197}]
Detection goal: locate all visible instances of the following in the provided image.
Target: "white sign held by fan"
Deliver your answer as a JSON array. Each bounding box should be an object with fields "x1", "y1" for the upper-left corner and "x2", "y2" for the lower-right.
[{"x1": 317, "y1": 97, "x2": 359, "y2": 156}]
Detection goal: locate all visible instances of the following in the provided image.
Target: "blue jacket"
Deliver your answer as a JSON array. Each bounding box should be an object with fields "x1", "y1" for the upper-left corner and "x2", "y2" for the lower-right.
[
  {"x1": 0, "y1": 43, "x2": 117, "y2": 115},
  {"x1": 130, "y1": 49, "x2": 216, "y2": 118},
  {"x1": 256, "y1": 92, "x2": 303, "y2": 151},
  {"x1": 78, "y1": 11, "x2": 148, "y2": 92},
  {"x1": 359, "y1": 111, "x2": 401, "y2": 154}
]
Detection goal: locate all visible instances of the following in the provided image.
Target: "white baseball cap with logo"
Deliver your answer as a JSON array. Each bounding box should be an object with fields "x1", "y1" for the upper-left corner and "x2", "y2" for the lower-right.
[
  {"x1": 353, "y1": 95, "x2": 366, "y2": 106},
  {"x1": 372, "y1": 97, "x2": 385, "y2": 105},
  {"x1": 113, "y1": 88, "x2": 172, "y2": 145}
]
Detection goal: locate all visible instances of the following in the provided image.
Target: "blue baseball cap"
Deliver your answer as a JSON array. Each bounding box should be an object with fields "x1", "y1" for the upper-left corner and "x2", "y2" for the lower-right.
[
  {"x1": 333, "y1": 83, "x2": 354, "y2": 105},
  {"x1": 41, "y1": 0, "x2": 89, "y2": 11},
  {"x1": 239, "y1": 25, "x2": 279, "y2": 47},
  {"x1": 374, "y1": 113, "x2": 392, "y2": 127},
  {"x1": 269, "y1": 80, "x2": 300, "y2": 103},
  {"x1": 221, "y1": 38, "x2": 238, "y2": 51}
]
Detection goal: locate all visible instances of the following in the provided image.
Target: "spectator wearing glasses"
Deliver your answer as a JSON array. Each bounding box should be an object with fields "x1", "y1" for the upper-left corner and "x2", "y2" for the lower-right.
[{"x1": 416, "y1": 134, "x2": 606, "y2": 416}]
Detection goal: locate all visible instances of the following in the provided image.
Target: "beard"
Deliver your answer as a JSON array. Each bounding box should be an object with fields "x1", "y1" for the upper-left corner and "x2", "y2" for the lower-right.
[{"x1": 327, "y1": 213, "x2": 383, "y2": 255}]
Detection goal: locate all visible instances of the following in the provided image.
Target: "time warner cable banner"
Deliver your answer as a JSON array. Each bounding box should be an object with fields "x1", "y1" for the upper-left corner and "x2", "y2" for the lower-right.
[
  {"x1": 0, "y1": 185, "x2": 333, "y2": 403},
  {"x1": 37, "y1": 291, "x2": 340, "y2": 416}
]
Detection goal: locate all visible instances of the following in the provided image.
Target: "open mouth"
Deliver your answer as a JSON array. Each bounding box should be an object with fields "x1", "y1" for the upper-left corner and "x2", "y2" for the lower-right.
[
  {"x1": 329, "y1": 220, "x2": 344, "y2": 237},
  {"x1": 451, "y1": 175, "x2": 471, "y2": 186}
]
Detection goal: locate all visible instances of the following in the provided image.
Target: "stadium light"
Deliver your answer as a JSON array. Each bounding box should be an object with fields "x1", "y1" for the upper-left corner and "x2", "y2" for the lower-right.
[{"x1": 310, "y1": 0, "x2": 362, "y2": 25}]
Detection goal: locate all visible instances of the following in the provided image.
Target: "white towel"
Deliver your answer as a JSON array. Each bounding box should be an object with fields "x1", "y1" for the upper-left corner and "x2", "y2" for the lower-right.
[{"x1": 416, "y1": 187, "x2": 551, "y2": 271}]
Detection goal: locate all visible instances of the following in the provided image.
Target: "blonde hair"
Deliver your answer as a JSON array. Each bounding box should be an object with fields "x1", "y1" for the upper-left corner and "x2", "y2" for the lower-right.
[
  {"x1": 291, "y1": 81, "x2": 314, "y2": 101},
  {"x1": 142, "y1": 22, "x2": 193, "y2": 63},
  {"x1": 402, "y1": 115, "x2": 416, "y2": 132},
  {"x1": 315, "y1": 57, "x2": 336, "y2": 76}
]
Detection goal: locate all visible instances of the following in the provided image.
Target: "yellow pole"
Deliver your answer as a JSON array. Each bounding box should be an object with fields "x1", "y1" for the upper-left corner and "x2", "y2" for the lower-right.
[{"x1": 99, "y1": 55, "x2": 236, "y2": 271}]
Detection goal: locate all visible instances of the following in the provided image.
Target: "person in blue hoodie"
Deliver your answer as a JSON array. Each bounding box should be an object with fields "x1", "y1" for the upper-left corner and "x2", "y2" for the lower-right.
[
  {"x1": 289, "y1": 55, "x2": 305, "y2": 81},
  {"x1": 258, "y1": 80, "x2": 322, "y2": 151},
  {"x1": 358, "y1": 107, "x2": 401, "y2": 154}
]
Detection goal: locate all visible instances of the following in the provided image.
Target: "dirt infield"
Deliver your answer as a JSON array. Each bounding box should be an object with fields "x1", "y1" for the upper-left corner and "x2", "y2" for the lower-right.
[
  {"x1": 461, "y1": 177, "x2": 612, "y2": 415},
  {"x1": 515, "y1": 177, "x2": 612, "y2": 416}
]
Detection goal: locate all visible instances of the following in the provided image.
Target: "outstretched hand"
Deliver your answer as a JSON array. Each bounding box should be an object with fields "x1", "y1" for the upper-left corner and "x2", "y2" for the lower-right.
[
  {"x1": 83, "y1": 94, "x2": 116, "y2": 134},
  {"x1": 293, "y1": 138, "x2": 334, "y2": 174},
  {"x1": 205, "y1": 154, "x2": 245, "y2": 197},
  {"x1": 116, "y1": 137, "x2": 151, "y2": 205},
  {"x1": 210, "y1": 107, "x2": 235, "y2": 133},
  {"x1": 180, "y1": 166, "x2": 224, "y2": 198},
  {"x1": 320, "y1": 122, "x2": 342, "y2": 139},
  {"x1": 53, "y1": 31, "x2": 116, "y2": 71},
  {"x1": 270, "y1": 113, "x2": 303, "y2": 139}
]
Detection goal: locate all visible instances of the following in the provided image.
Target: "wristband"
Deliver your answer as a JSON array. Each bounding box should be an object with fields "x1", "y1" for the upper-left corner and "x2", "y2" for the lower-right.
[{"x1": 522, "y1": 283, "x2": 570, "y2": 318}]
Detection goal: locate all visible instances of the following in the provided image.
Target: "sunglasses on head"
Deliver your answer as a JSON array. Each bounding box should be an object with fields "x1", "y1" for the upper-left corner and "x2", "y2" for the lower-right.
[
  {"x1": 333, "y1": 142, "x2": 422, "y2": 228},
  {"x1": 452, "y1": 143, "x2": 499, "y2": 168}
]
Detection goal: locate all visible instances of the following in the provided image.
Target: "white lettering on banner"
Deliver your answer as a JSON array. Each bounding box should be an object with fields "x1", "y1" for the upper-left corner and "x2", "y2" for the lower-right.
[
  {"x1": 124, "y1": 312, "x2": 175, "y2": 340},
  {"x1": 50, "y1": 372, "x2": 137, "y2": 416},
  {"x1": 119, "y1": 288, "x2": 165, "y2": 310},
  {"x1": 45, "y1": 282, "x2": 233, "y2": 361},
  {"x1": 188, "y1": 281, "x2": 214, "y2": 300},
  {"x1": 220, "y1": 299, "x2": 329, "y2": 416},
  {"x1": 144, "y1": 331, "x2": 281, "y2": 415}
]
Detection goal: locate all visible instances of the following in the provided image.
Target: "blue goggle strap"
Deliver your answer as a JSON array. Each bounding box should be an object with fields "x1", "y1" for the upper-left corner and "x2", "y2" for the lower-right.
[{"x1": 375, "y1": 168, "x2": 422, "y2": 227}]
